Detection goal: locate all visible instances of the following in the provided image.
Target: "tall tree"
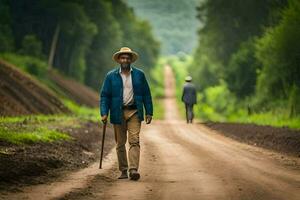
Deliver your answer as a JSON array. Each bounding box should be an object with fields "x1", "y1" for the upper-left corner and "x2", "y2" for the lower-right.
[
  {"x1": 255, "y1": 0, "x2": 300, "y2": 114},
  {"x1": 80, "y1": 0, "x2": 122, "y2": 89},
  {"x1": 0, "y1": 0, "x2": 14, "y2": 52}
]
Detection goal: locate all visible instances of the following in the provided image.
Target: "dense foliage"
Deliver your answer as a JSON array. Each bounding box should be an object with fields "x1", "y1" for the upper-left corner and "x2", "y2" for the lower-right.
[
  {"x1": 0, "y1": 0, "x2": 160, "y2": 89},
  {"x1": 190, "y1": 0, "x2": 300, "y2": 120}
]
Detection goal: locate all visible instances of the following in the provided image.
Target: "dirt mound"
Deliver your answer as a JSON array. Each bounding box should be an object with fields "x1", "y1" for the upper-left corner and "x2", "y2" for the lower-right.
[
  {"x1": 0, "y1": 121, "x2": 114, "y2": 191},
  {"x1": 48, "y1": 70, "x2": 99, "y2": 107},
  {"x1": 202, "y1": 122, "x2": 300, "y2": 157},
  {"x1": 0, "y1": 59, "x2": 70, "y2": 116}
]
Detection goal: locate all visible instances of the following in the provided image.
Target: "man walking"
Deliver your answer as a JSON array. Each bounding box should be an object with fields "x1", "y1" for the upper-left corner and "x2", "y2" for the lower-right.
[
  {"x1": 100, "y1": 47, "x2": 153, "y2": 181},
  {"x1": 181, "y1": 76, "x2": 197, "y2": 123}
]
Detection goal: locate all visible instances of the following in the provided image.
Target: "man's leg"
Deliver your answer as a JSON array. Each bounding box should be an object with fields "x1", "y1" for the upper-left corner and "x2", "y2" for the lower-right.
[
  {"x1": 191, "y1": 104, "x2": 194, "y2": 123},
  {"x1": 113, "y1": 117, "x2": 128, "y2": 172},
  {"x1": 185, "y1": 103, "x2": 189, "y2": 123},
  {"x1": 186, "y1": 104, "x2": 192, "y2": 123},
  {"x1": 126, "y1": 111, "x2": 141, "y2": 171},
  {"x1": 123, "y1": 109, "x2": 141, "y2": 180}
]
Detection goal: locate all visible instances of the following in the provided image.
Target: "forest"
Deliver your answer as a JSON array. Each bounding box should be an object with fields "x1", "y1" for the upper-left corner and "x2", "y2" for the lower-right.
[
  {"x1": 187, "y1": 0, "x2": 300, "y2": 128},
  {"x1": 0, "y1": 0, "x2": 160, "y2": 90},
  {"x1": 1, "y1": 1, "x2": 300, "y2": 198},
  {"x1": 127, "y1": 0, "x2": 200, "y2": 55}
]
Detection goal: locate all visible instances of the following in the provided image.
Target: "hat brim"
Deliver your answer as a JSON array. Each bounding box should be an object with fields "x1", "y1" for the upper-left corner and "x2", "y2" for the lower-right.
[{"x1": 112, "y1": 51, "x2": 138, "y2": 63}]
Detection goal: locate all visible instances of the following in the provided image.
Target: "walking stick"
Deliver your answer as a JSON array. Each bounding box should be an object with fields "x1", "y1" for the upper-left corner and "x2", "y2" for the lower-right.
[{"x1": 99, "y1": 120, "x2": 107, "y2": 169}]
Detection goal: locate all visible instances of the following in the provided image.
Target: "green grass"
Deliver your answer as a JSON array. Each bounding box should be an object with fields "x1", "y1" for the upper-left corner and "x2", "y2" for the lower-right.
[
  {"x1": 152, "y1": 98, "x2": 164, "y2": 120},
  {"x1": 0, "y1": 126, "x2": 71, "y2": 144},
  {"x1": 62, "y1": 99, "x2": 99, "y2": 122},
  {"x1": 0, "y1": 113, "x2": 79, "y2": 145},
  {"x1": 0, "y1": 114, "x2": 75, "y2": 144},
  {"x1": 0, "y1": 114, "x2": 72, "y2": 124},
  {"x1": 149, "y1": 57, "x2": 166, "y2": 119},
  {"x1": 228, "y1": 111, "x2": 300, "y2": 130}
]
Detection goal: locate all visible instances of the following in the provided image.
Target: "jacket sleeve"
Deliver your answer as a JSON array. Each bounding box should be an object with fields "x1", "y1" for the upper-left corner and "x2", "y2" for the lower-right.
[
  {"x1": 193, "y1": 85, "x2": 197, "y2": 104},
  {"x1": 181, "y1": 86, "x2": 185, "y2": 102},
  {"x1": 142, "y1": 72, "x2": 153, "y2": 116},
  {"x1": 99, "y1": 73, "x2": 111, "y2": 116}
]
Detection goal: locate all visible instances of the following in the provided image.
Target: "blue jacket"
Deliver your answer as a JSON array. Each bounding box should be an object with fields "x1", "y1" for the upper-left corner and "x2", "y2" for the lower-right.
[
  {"x1": 100, "y1": 65, "x2": 153, "y2": 124},
  {"x1": 181, "y1": 82, "x2": 197, "y2": 105}
]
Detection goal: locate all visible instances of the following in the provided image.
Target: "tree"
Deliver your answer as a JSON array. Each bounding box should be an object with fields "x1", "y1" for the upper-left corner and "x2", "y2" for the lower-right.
[
  {"x1": 111, "y1": 0, "x2": 160, "y2": 73},
  {"x1": 255, "y1": 0, "x2": 300, "y2": 114},
  {"x1": 80, "y1": 0, "x2": 122, "y2": 89},
  {"x1": 0, "y1": 0, "x2": 14, "y2": 52}
]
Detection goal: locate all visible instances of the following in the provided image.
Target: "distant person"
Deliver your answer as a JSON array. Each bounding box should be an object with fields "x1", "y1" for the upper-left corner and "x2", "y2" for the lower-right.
[
  {"x1": 100, "y1": 47, "x2": 153, "y2": 181},
  {"x1": 181, "y1": 76, "x2": 197, "y2": 123}
]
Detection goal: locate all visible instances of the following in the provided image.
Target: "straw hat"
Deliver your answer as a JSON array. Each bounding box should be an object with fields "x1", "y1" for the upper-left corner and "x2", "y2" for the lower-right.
[
  {"x1": 185, "y1": 76, "x2": 192, "y2": 82},
  {"x1": 112, "y1": 47, "x2": 139, "y2": 63}
]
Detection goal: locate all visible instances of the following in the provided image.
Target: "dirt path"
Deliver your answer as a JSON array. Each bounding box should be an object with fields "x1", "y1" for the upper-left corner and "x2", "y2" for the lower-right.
[
  {"x1": 61, "y1": 65, "x2": 300, "y2": 200},
  {"x1": 2, "y1": 65, "x2": 300, "y2": 200}
]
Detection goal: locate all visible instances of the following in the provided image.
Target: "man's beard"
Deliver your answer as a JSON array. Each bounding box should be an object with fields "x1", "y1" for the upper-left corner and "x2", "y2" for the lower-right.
[{"x1": 121, "y1": 63, "x2": 130, "y2": 69}]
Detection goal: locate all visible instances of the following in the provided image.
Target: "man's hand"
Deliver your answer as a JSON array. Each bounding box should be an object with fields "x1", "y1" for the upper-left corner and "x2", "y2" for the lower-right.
[
  {"x1": 101, "y1": 115, "x2": 108, "y2": 124},
  {"x1": 145, "y1": 115, "x2": 152, "y2": 124}
]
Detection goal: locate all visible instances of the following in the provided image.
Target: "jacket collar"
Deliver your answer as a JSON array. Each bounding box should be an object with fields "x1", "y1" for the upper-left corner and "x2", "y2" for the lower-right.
[
  {"x1": 114, "y1": 65, "x2": 136, "y2": 74},
  {"x1": 118, "y1": 66, "x2": 133, "y2": 74}
]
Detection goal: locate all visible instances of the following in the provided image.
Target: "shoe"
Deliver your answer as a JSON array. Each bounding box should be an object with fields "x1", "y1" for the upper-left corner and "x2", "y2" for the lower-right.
[
  {"x1": 118, "y1": 170, "x2": 128, "y2": 179},
  {"x1": 129, "y1": 169, "x2": 140, "y2": 181}
]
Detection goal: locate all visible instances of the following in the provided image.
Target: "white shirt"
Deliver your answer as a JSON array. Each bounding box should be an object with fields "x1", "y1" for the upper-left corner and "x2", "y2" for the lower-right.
[{"x1": 119, "y1": 67, "x2": 134, "y2": 106}]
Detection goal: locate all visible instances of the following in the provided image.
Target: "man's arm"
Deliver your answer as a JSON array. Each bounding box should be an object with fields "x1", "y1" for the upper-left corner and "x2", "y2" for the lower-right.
[
  {"x1": 181, "y1": 86, "x2": 186, "y2": 102},
  {"x1": 100, "y1": 73, "x2": 111, "y2": 121}
]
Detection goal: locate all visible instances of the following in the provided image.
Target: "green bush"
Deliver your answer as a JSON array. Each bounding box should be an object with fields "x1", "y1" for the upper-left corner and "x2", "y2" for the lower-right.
[
  {"x1": 19, "y1": 34, "x2": 44, "y2": 59},
  {"x1": 0, "y1": 53, "x2": 47, "y2": 79},
  {"x1": 148, "y1": 57, "x2": 166, "y2": 119},
  {"x1": 195, "y1": 82, "x2": 238, "y2": 121}
]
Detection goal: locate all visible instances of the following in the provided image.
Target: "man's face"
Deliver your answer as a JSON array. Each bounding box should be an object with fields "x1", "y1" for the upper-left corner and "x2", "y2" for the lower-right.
[{"x1": 118, "y1": 54, "x2": 132, "y2": 69}]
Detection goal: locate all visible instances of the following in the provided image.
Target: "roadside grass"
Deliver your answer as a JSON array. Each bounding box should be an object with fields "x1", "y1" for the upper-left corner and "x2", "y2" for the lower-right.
[
  {"x1": 0, "y1": 114, "x2": 72, "y2": 124},
  {"x1": 149, "y1": 57, "x2": 166, "y2": 120},
  {"x1": 152, "y1": 98, "x2": 164, "y2": 120},
  {"x1": 0, "y1": 126, "x2": 71, "y2": 144},
  {"x1": 62, "y1": 99, "x2": 99, "y2": 122},
  {"x1": 0, "y1": 114, "x2": 76, "y2": 145},
  {"x1": 228, "y1": 111, "x2": 300, "y2": 130},
  {"x1": 0, "y1": 99, "x2": 98, "y2": 145}
]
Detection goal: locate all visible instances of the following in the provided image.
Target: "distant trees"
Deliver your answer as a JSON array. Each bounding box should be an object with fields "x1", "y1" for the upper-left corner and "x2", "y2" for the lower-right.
[
  {"x1": 111, "y1": 0, "x2": 160, "y2": 74},
  {"x1": 0, "y1": 0, "x2": 160, "y2": 89},
  {"x1": 127, "y1": 0, "x2": 199, "y2": 55},
  {"x1": 191, "y1": 0, "x2": 300, "y2": 115}
]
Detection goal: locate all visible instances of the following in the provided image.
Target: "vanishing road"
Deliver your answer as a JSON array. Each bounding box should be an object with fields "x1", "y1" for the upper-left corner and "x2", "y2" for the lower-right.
[{"x1": 2, "y1": 65, "x2": 300, "y2": 200}]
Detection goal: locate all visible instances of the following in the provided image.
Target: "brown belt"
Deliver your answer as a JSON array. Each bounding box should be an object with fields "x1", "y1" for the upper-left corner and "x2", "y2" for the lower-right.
[{"x1": 122, "y1": 104, "x2": 137, "y2": 110}]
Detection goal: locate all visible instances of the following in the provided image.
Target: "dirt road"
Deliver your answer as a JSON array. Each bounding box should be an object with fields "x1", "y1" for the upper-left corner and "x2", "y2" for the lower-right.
[{"x1": 2, "y1": 65, "x2": 300, "y2": 200}]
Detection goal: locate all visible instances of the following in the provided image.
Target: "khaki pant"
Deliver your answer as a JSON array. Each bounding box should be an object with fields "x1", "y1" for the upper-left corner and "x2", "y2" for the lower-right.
[{"x1": 113, "y1": 108, "x2": 141, "y2": 172}]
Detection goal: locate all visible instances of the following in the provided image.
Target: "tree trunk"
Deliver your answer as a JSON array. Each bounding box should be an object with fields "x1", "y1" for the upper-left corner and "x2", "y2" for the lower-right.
[{"x1": 48, "y1": 24, "x2": 60, "y2": 69}]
